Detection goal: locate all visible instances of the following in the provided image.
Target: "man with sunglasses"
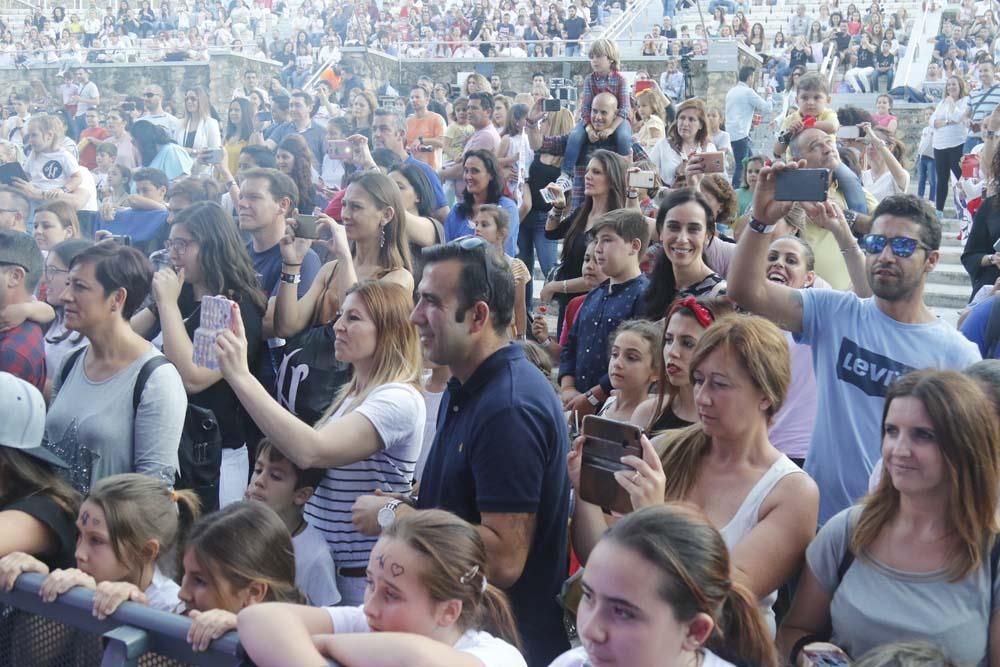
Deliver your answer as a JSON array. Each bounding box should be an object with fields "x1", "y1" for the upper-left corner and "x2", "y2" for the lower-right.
[
  {"x1": 0, "y1": 230, "x2": 46, "y2": 392},
  {"x1": 353, "y1": 237, "x2": 571, "y2": 667},
  {"x1": 139, "y1": 84, "x2": 180, "y2": 137},
  {"x1": 728, "y1": 161, "x2": 981, "y2": 526}
]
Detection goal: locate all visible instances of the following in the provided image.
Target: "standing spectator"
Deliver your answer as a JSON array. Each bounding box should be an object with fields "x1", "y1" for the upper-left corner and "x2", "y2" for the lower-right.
[
  {"x1": 726, "y1": 66, "x2": 772, "y2": 188},
  {"x1": 405, "y1": 85, "x2": 446, "y2": 171},
  {"x1": 444, "y1": 150, "x2": 519, "y2": 256},
  {"x1": 440, "y1": 92, "x2": 501, "y2": 198},
  {"x1": 139, "y1": 84, "x2": 180, "y2": 137},
  {"x1": 930, "y1": 75, "x2": 969, "y2": 215},
  {"x1": 916, "y1": 107, "x2": 937, "y2": 203},
  {"x1": 224, "y1": 98, "x2": 253, "y2": 175},
  {"x1": 102, "y1": 108, "x2": 141, "y2": 170},
  {"x1": 96, "y1": 167, "x2": 170, "y2": 256},
  {"x1": 649, "y1": 99, "x2": 718, "y2": 187},
  {"x1": 562, "y1": 5, "x2": 586, "y2": 56},
  {"x1": 354, "y1": 240, "x2": 571, "y2": 667},
  {"x1": 175, "y1": 87, "x2": 221, "y2": 160},
  {"x1": 0, "y1": 187, "x2": 29, "y2": 234},
  {"x1": 871, "y1": 94, "x2": 898, "y2": 135},
  {"x1": 45, "y1": 242, "x2": 186, "y2": 495},
  {"x1": 728, "y1": 169, "x2": 981, "y2": 526},
  {"x1": 965, "y1": 59, "x2": 1000, "y2": 152},
  {"x1": 2, "y1": 94, "x2": 31, "y2": 148},
  {"x1": 70, "y1": 67, "x2": 99, "y2": 135},
  {"x1": 77, "y1": 108, "x2": 109, "y2": 171},
  {"x1": 40, "y1": 238, "x2": 91, "y2": 399},
  {"x1": 0, "y1": 231, "x2": 46, "y2": 392},
  {"x1": 788, "y1": 4, "x2": 809, "y2": 38},
  {"x1": 262, "y1": 90, "x2": 325, "y2": 164}
]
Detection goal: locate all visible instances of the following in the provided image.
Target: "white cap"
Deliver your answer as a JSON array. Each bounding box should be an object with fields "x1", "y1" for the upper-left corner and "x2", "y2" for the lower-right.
[{"x1": 0, "y1": 372, "x2": 68, "y2": 469}]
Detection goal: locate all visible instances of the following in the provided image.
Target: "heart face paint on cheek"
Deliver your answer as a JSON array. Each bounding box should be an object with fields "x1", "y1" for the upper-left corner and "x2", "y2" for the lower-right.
[{"x1": 390, "y1": 562, "x2": 404, "y2": 577}]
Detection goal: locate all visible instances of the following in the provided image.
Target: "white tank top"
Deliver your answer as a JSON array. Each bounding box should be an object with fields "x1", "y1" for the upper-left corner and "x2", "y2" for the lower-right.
[{"x1": 718, "y1": 453, "x2": 804, "y2": 636}]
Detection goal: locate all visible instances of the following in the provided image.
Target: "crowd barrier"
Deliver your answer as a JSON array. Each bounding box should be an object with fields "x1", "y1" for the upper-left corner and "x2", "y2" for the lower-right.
[{"x1": 0, "y1": 572, "x2": 341, "y2": 667}]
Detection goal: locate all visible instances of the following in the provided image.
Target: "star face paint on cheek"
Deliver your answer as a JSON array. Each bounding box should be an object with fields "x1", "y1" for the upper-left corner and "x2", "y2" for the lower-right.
[
  {"x1": 376, "y1": 553, "x2": 386, "y2": 570},
  {"x1": 81, "y1": 510, "x2": 90, "y2": 526}
]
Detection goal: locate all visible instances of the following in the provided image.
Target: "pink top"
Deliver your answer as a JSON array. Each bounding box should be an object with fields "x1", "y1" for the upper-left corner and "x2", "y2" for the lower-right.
[{"x1": 872, "y1": 112, "x2": 896, "y2": 129}]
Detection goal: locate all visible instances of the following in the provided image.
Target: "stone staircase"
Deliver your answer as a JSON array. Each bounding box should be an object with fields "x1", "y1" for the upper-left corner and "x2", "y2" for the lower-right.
[{"x1": 928, "y1": 221, "x2": 971, "y2": 326}]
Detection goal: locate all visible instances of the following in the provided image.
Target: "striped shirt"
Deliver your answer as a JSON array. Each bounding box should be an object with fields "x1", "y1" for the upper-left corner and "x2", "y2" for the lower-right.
[
  {"x1": 304, "y1": 383, "x2": 425, "y2": 568},
  {"x1": 968, "y1": 84, "x2": 1000, "y2": 137}
]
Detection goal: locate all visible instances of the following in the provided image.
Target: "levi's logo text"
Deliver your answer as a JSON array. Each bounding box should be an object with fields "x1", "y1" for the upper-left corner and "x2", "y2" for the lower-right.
[{"x1": 836, "y1": 338, "x2": 914, "y2": 397}]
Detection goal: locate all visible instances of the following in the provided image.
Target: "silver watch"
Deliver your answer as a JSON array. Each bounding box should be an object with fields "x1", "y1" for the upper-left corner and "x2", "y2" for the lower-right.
[{"x1": 377, "y1": 500, "x2": 403, "y2": 530}]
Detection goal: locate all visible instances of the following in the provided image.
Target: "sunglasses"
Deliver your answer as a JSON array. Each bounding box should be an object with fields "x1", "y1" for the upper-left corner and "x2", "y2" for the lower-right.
[
  {"x1": 859, "y1": 234, "x2": 931, "y2": 258},
  {"x1": 143, "y1": 92, "x2": 157, "y2": 98},
  {"x1": 425, "y1": 235, "x2": 495, "y2": 301}
]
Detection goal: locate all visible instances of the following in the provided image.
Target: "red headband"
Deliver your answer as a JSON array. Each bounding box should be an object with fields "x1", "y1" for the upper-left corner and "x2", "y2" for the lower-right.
[{"x1": 669, "y1": 296, "x2": 715, "y2": 329}]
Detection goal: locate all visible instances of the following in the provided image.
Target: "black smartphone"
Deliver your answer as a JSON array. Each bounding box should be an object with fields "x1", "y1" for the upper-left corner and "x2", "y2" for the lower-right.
[
  {"x1": 110, "y1": 235, "x2": 132, "y2": 246},
  {"x1": 256, "y1": 111, "x2": 272, "y2": 122},
  {"x1": 295, "y1": 214, "x2": 319, "y2": 239},
  {"x1": 775, "y1": 168, "x2": 830, "y2": 202},
  {"x1": 579, "y1": 415, "x2": 643, "y2": 515},
  {"x1": 0, "y1": 162, "x2": 28, "y2": 186},
  {"x1": 543, "y1": 98, "x2": 561, "y2": 112}
]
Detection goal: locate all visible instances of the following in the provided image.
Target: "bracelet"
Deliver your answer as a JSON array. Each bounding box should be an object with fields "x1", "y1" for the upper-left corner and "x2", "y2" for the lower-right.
[
  {"x1": 279, "y1": 272, "x2": 301, "y2": 285},
  {"x1": 224, "y1": 180, "x2": 236, "y2": 189},
  {"x1": 282, "y1": 262, "x2": 303, "y2": 267},
  {"x1": 562, "y1": 280, "x2": 568, "y2": 294},
  {"x1": 840, "y1": 244, "x2": 862, "y2": 255}
]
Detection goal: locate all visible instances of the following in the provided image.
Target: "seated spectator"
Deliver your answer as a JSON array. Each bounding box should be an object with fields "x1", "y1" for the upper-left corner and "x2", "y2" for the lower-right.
[
  {"x1": 0, "y1": 231, "x2": 46, "y2": 391},
  {"x1": 97, "y1": 167, "x2": 170, "y2": 256},
  {"x1": 778, "y1": 370, "x2": 1000, "y2": 665},
  {"x1": 261, "y1": 90, "x2": 325, "y2": 164},
  {"x1": 139, "y1": 84, "x2": 180, "y2": 136},
  {"x1": 215, "y1": 280, "x2": 425, "y2": 606},
  {"x1": 244, "y1": 439, "x2": 340, "y2": 607},
  {"x1": 45, "y1": 241, "x2": 186, "y2": 495},
  {"x1": 0, "y1": 372, "x2": 79, "y2": 569},
  {"x1": 444, "y1": 149, "x2": 519, "y2": 256},
  {"x1": 632, "y1": 296, "x2": 735, "y2": 432},
  {"x1": 175, "y1": 87, "x2": 221, "y2": 168},
  {"x1": 32, "y1": 200, "x2": 80, "y2": 253},
  {"x1": 276, "y1": 133, "x2": 321, "y2": 214},
  {"x1": 552, "y1": 504, "x2": 778, "y2": 667},
  {"x1": 571, "y1": 315, "x2": 819, "y2": 633},
  {"x1": 130, "y1": 120, "x2": 193, "y2": 182},
  {"x1": 238, "y1": 510, "x2": 527, "y2": 667},
  {"x1": 872, "y1": 94, "x2": 899, "y2": 135}
]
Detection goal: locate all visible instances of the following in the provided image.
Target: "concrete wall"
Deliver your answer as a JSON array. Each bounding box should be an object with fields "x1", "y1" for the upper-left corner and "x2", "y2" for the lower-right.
[{"x1": 0, "y1": 53, "x2": 281, "y2": 114}]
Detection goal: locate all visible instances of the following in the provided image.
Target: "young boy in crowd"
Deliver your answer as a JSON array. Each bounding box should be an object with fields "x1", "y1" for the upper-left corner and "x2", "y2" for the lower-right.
[
  {"x1": 244, "y1": 438, "x2": 341, "y2": 607},
  {"x1": 443, "y1": 96, "x2": 473, "y2": 164},
  {"x1": 772, "y1": 72, "x2": 868, "y2": 214},
  {"x1": 559, "y1": 209, "x2": 649, "y2": 414},
  {"x1": 555, "y1": 38, "x2": 632, "y2": 191},
  {"x1": 93, "y1": 142, "x2": 116, "y2": 194},
  {"x1": 77, "y1": 108, "x2": 108, "y2": 170}
]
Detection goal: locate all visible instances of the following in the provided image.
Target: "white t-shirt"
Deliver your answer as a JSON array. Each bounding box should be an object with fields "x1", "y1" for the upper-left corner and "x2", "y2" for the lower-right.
[
  {"x1": 326, "y1": 605, "x2": 527, "y2": 667},
  {"x1": 648, "y1": 140, "x2": 721, "y2": 188},
  {"x1": 146, "y1": 565, "x2": 182, "y2": 612},
  {"x1": 549, "y1": 646, "x2": 736, "y2": 667},
  {"x1": 25, "y1": 149, "x2": 80, "y2": 191},
  {"x1": 293, "y1": 521, "x2": 341, "y2": 607},
  {"x1": 862, "y1": 169, "x2": 907, "y2": 202},
  {"x1": 304, "y1": 383, "x2": 425, "y2": 568},
  {"x1": 416, "y1": 387, "x2": 445, "y2": 480},
  {"x1": 141, "y1": 112, "x2": 181, "y2": 137},
  {"x1": 797, "y1": 289, "x2": 981, "y2": 525}
]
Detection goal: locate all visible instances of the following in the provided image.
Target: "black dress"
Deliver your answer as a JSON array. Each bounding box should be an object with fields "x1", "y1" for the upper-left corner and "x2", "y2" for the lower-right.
[{"x1": 961, "y1": 196, "x2": 1000, "y2": 300}]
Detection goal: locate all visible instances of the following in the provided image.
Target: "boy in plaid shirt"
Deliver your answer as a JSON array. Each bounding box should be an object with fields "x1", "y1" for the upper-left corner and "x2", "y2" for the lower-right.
[{"x1": 556, "y1": 38, "x2": 633, "y2": 190}]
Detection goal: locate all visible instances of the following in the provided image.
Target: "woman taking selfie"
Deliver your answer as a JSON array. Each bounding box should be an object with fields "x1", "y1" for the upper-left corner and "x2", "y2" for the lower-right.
[
  {"x1": 778, "y1": 370, "x2": 1000, "y2": 665},
  {"x1": 216, "y1": 279, "x2": 425, "y2": 606},
  {"x1": 571, "y1": 315, "x2": 819, "y2": 634},
  {"x1": 553, "y1": 504, "x2": 778, "y2": 667}
]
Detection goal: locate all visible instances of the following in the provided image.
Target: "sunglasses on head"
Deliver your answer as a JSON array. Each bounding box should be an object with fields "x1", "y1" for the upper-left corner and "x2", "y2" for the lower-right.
[
  {"x1": 859, "y1": 234, "x2": 931, "y2": 258},
  {"x1": 426, "y1": 235, "x2": 495, "y2": 301}
]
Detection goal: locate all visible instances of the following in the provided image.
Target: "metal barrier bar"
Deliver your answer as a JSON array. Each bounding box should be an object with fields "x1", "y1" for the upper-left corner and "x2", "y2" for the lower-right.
[{"x1": 0, "y1": 572, "x2": 243, "y2": 666}]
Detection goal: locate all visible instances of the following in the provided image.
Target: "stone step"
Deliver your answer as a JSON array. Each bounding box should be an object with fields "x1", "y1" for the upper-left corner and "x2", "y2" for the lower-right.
[
  {"x1": 924, "y1": 282, "x2": 972, "y2": 309},
  {"x1": 928, "y1": 262, "x2": 971, "y2": 286}
]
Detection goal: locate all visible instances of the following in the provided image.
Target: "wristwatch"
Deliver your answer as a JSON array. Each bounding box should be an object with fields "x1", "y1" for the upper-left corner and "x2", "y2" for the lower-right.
[
  {"x1": 584, "y1": 390, "x2": 601, "y2": 407},
  {"x1": 747, "y1": 218, "x2": 776, "y2": 234},
  {"x1": 843, "y1": 209, "x2": 858, "y2": 230},
  {"x1": 377, "y1": 500, "x2": 403, "y2": 530}
]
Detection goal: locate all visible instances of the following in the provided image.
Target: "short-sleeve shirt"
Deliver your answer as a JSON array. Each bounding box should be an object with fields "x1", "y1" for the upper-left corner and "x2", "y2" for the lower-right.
[
  {"x1": 405, "y1": 112, "x2": 447, "y2": 170},
  {"x1": 810, "y1": 507, "x2": 1000, "y2": 665},
  {"x1": 0, "y1": 320, "x2": 46, "y2": 392},
  {"x1": 97, "y1": 208, "x2": 170, "y2": 257},
  {"x1": 4, "y1": 494, "x2": 77, "y2": 569},
  {"x1": 797, "y1": 290, "x2": 981, "y2": 524},
  {"x1": 443, "y1": 196, "x2": 520, "y2": 256},
  {"x1": 305, "y1": 383, "x2": 425, "y2": 568},
  {"x1": 25, "y1": 150, "x2": 79, "y2": 191},
  {"x1": 325, "y1": 605, "x2": 527, "y2": 667},
  {"x1": 247, "y1": 241, "x2": 321, "y2": 298},
  {"x1": 417, "y1": 344, "x2": 571, "y2": 667},
  {"x1": 292, "y1": 522, "x2": 341, "y2": 606}
]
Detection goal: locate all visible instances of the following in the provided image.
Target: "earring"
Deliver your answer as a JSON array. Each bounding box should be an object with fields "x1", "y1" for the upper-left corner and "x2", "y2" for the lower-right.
[{"x1": 379, "y1": 225, "x2": 386, "y2": 248}]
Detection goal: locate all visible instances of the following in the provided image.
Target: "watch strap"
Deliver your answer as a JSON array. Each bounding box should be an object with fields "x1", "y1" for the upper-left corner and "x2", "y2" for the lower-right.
[{"x1": 748, "y1": 217, "x2": 777, "y2": 234}]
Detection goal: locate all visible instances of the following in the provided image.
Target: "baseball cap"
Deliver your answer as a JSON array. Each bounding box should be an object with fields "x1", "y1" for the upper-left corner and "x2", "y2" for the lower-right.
[{"x1": 0, "y1": 372, "x2": 68, "y2": 469}]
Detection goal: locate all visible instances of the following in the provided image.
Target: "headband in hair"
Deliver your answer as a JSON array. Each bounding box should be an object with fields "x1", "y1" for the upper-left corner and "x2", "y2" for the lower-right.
[{"x1": 669, "y1": 296, "x2": 715, "y2": 329}]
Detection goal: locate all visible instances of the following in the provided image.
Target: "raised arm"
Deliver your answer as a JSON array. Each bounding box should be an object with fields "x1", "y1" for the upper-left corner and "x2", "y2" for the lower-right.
[
  {"x1": 726, "y1": 161, "x2": 806, "y2": 332},
  {"x1": 801, "y1": 200, "x2": 872, "y2": 298}
]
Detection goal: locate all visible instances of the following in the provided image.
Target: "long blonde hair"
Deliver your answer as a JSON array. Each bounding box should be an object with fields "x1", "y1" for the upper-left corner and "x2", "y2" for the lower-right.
[
  {"x1": 318, "y1": 280, "x2": 422, "y2": 422},
  {"x1": 854, "y1": 370, "x2": 1000, "y2": 580},
  {"x1": 652, "y1": 315, "x2": 790, "y2": 499}
]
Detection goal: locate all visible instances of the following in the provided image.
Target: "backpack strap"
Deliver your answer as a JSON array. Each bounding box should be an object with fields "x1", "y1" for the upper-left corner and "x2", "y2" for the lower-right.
[
  {"x1": 58, "y1": 347, "x2": 87, "y2": 390},
  {"x1": 132, "y1": 356, "x2": 171, "y2": 414},
  {"x1": 984, "y1": 296, "x2": 1000, "y2": 358}
]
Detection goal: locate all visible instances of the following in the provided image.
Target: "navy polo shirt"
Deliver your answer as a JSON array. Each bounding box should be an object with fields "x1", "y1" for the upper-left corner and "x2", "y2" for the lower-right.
[
  {"x1": 417, "y1": 344, "x2": 570, "y2": 667},
  {"x1": 559, "y1": 273, "x2": 650, "y2": 395}
]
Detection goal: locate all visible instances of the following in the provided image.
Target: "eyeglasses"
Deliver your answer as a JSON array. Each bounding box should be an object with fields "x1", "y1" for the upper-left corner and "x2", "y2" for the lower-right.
[
  {"x1": 859, "y1": 234, "x2": 931, "y2": 258},
  {"x1": 143, "y1": 92, "x2": 157, "y2": 98},
  {"x1": 164, "y1": 238, "x2": 194, "y2": 253},
  {"x1": 44, "y1": 265, "x2": 69, "y2": 280},
  {"x1": 429, "y1": 235, "x2": 494, "y2": 301},
  {"x1": 184, "y1": 95, "x2": 197, "y2": 101}
]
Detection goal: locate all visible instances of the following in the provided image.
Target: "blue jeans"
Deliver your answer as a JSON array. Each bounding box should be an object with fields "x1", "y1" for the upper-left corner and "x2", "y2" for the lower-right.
[
  {"x1": 731, "y1": 136, "x2": 750, "y2": 188},
  {"x1": 833, "y1": 162, "x2": 867, "y2": 214},
  {"x1": 917, "y1": 155, "x2": 937, "y2": 200},
  {"x1": 517, "y1": 209, "x2": 559, "y2": 304},
  {"x1": 561, "y1": 120, "x2": 632, "y2": 176},
  {"x1": 662, "y1": 0, "x2": 676, "y2": 16},
  {"x1": 566, "y1": 43, "x2": 581, "y2": 56}
]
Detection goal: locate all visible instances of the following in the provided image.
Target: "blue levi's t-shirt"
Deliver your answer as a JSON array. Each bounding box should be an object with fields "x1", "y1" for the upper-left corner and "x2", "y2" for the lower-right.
[
  {"x1": 797, "y1": 289, "x2": 980, "y2": 526},
  {"x1": 417, "y1": 344, "x2": 570, "y2": 667}
]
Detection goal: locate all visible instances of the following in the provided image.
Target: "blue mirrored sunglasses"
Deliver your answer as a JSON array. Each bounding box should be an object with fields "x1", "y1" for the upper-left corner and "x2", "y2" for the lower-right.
[{"x1": 859, "y1": 234, "x2": 930, "y2": 258}]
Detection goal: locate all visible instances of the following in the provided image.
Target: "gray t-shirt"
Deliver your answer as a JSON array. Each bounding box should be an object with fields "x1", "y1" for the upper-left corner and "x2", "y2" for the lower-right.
[
  {"x1": 45, "y1": 346, "x2": 186, "y2": 494},
  {"x1": 809, "y1": 507, "x2": 1000, "y2": 665}
]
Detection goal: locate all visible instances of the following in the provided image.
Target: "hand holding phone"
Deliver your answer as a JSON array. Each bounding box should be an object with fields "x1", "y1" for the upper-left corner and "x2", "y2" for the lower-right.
[
  {"x1": 578, "y1": 416, "x2": 643, "y2": 515},
  {"x1": 699, "y1": 151, "x2": 725, "y2": 174},
  {"x1": 543, "y1": 98, "x2": 561, "y2": 112},
  {"x1": 774, "y1": 168, "x2": 830, "y2": 202},
  {"x1": 627, "y1": 170, "x2": 656, "y2": 189},
  {"x1": 329, "y1": 140, "x2": 353, "y2": 160},
  {"x1": 192, "y1": 295, "x2": 236, "y2": 370},
  {"x1": 295, "y1": 214, "x2": 319, "y2": 239}
]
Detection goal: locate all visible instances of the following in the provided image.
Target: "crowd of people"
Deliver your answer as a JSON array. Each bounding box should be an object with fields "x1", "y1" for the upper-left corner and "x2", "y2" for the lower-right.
[{"x1": 5, "y1": 12, "x2": 1000, "y2": 667}]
